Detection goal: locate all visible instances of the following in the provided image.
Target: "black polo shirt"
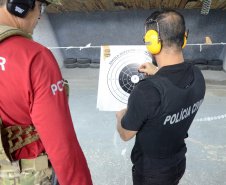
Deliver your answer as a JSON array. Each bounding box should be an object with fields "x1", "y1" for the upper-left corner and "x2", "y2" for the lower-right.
[{"x1": 121, "y1": 62, "x2": 197, "y2": 173}]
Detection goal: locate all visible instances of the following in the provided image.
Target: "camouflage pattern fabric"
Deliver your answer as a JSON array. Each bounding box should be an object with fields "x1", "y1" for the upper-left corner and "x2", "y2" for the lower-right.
[
  {"x1": 0, "y1": 116, "x2": 52, "y2": 184},
  {"x1": 0, "y1": 26, "x2": 32, "y2": 43},
  {"x1": 0, "y1": 115, "x2": 14, "y2": 165},
  {"x1": 0, "y1": 167, "x2": 52, "y2": 185}
]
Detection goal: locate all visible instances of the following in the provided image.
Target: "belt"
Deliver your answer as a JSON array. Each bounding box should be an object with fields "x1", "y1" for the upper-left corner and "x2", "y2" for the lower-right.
[{"x1": 0, "y1": 154, "x2": 49, "y2": 173}]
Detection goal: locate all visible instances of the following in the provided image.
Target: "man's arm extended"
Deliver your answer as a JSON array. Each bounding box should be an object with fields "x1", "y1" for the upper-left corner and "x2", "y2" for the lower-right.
[
  {"x1": 139, "y1": 62, "x2": 158, "y2": 76},
  {"x1": 116, "y1": 108, "x2": 137, "y2": 141}
]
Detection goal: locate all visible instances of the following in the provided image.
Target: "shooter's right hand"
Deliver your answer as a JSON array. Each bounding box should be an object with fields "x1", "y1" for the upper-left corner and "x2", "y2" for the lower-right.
[{"x1": 139, "y1": 62, "x2": 158, "y2": 76}]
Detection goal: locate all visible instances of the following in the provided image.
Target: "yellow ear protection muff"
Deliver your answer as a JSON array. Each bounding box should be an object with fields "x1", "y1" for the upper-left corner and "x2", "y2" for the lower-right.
[
  {"x1": 144, "y1": 20, "x2": 161, "y2": 55},
  {"x1": 144, "y1": 19, "x2": 189, "y2": 53},
  {"x1": 182, "y1": 29, "x2": 189, "y2": 49}
]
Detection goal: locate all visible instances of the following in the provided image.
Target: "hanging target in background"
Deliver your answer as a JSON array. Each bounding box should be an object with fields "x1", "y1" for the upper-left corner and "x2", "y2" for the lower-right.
[{"x1": 107, "y1": 49, "x2": 152, "y2": 104}]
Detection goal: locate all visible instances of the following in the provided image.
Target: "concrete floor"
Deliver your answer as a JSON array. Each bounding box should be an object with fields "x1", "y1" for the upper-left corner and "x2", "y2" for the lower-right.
[{"x1": 61, "y1": 67, "x2": 226, "y2": 185}]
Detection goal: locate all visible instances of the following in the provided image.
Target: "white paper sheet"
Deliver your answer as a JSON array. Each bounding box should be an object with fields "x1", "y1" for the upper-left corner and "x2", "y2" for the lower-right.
[{"x1": 97, "y1": 45, "x2": 152, "y2": 111}]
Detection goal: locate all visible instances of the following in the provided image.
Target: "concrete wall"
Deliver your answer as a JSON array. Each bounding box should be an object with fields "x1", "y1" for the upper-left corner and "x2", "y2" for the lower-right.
[
  {"x1": 33, "y1": 14, "x2": 64, "y2": 68},
  {"x1": 48, "y1": 9, "x2": 226, "y2": 62}
]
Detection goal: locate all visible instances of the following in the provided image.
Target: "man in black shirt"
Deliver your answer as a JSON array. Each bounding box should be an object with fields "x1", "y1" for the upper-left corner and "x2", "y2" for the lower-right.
[{"x1": 116, "y1": 10, "x2": 206, "y2": 185}]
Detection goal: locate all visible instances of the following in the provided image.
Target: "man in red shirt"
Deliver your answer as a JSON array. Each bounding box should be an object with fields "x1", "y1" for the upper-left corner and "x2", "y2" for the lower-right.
[{"x1": 0, "y1": 0, "x2": 92, "y2": 184}]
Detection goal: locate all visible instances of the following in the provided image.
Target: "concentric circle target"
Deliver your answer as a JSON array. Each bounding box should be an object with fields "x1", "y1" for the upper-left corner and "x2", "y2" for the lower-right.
[
  {"x1": 107, "y1": 49, "x2": 152, "y2": 104},
  {"x1": 119, "y1": 63, "x2": 144, "y2": 94}
]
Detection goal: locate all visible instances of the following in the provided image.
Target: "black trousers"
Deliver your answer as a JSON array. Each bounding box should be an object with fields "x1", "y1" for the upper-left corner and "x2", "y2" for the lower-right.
[{"x1": 132, "y1": 158, "x2": 186, "y2": 185}]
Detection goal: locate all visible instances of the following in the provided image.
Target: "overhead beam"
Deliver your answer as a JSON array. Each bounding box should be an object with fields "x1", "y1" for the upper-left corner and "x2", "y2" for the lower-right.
[{"x1": 178, "y1": 0, "x2": 189, "y2": 9}]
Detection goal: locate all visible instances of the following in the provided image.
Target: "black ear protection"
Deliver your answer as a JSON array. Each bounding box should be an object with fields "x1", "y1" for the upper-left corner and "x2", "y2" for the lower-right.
[{"x1": 7, "y1": 0, "x2": 36, "y2": 18}]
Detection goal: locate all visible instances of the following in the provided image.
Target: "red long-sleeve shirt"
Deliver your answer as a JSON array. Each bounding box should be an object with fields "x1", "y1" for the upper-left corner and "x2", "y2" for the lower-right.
[{"x1": 0, "y1": 35, "x2": 92, "y2": 185}]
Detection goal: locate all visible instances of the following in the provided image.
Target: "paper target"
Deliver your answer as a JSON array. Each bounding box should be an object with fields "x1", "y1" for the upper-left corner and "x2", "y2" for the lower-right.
[
  {"x1": 97, "y1": 45, "x2": 153, "y2": 111},
  {"x1": 107, "y1": 50, "x2": 151, "y2": 104},
  {"x1": 119, "y1": 63, "x2": 144, "y2": 94}
]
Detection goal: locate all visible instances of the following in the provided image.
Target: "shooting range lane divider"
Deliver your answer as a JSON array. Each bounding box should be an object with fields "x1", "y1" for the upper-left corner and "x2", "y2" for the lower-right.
[
  {"x1": 47, "y1": 42, "x2": 226, "y2": 51},
  {"x1": 186, "y1": 42, "x2": 226, "y2": 52},
  {"x1": 48, "y1": 44, "x2": 101, "y2": 50}
]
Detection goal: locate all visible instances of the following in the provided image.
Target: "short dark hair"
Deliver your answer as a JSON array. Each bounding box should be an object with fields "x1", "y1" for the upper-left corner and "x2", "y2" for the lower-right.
[
  {"x1": 0, "y1": 0, "x2": 6, "y2": 6},
  {"x1": 145, "y1": 10, "x2": 186, "y2": 50}
]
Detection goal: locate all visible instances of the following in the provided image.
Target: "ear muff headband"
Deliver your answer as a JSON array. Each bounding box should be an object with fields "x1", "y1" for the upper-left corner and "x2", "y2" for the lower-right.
[
  {"x1": 144, "y1": 20, "x2": 162, "y2": 55},
  {"x1": 7, "y1": 0, "x2": 36, "y2": 18}
]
